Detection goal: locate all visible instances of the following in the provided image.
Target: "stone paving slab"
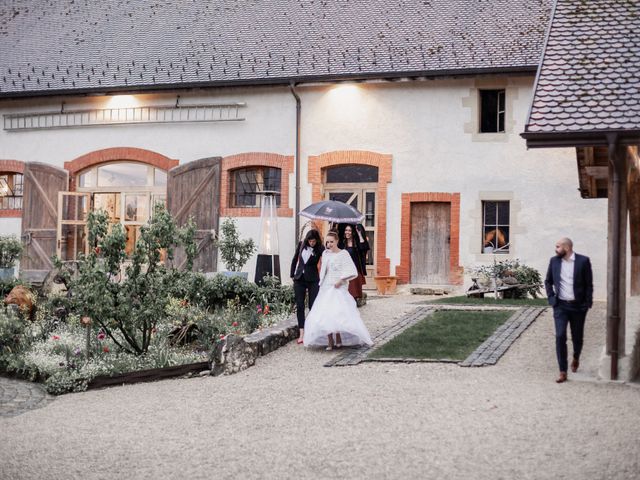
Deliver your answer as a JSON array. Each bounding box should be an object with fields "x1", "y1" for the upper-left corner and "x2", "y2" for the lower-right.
[
  {"x1": 0, "y1": 377, "x2": 54, "y2": 418},
  {"x1": 459, "y1": 307, "x2": 546, "y2": 367}
]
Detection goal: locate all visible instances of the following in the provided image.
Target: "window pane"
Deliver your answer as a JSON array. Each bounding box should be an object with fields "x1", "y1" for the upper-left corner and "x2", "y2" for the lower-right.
[
  {"x1": 0, "y1": 173, "x2": 23, "y2": 210},
  {"x1": 98, "y1": 162, "x2": 148, "y2": 187},
  {"x1": 79, "y1": 169, "x2": 95, "y2": 188},
  {"x1": 365, "y1": 231, "x2": 374, "y2": 265},
  {"x1": 154, "y1": 168, "x2": 167, "y2": 186},
  {"x1": 497, "y1": 201, "x2": 510, "y2": 225},
  {"x1": 329, "y1": 191, "x2": 357, "y2": 209},
  {"x1": 483, "y1": 201, "x2": 497, "y2": 225},
  {"x1": 94, "y1": 193, "x2": 121, "y2": 222},
  {"x1": 326, "y1": 165, "x2": 378, "y2": 183},
  {"x1": 365, "y1": 192, "x2": 375, "y2": 227},
  {"x1": 480, "y1": 90, "x2": 505, "y2": 133},
  {"x1": 124, "y1": 194, "x2": 149, "y2": 222}
]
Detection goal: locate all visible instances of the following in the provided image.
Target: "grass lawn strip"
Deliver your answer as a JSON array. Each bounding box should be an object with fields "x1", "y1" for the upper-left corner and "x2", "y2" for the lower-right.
[
  {"x1": 368, "y1": 310, "x2": 513, "y2": 361},
  {"x1": 420, "y1": 296, "x2": 548, "y2": 307}
]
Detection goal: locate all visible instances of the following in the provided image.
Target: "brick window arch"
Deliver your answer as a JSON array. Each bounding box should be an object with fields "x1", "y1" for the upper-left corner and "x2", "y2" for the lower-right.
[
  {"x1": 64, "y1": 147, "x2": 179, "y2": 190},
  {"x1": 220, "y1": 153, "x2": 294, "y2": 217},
  {"x1": 0, "y1": 159, "x2": 25, "y2": 218}
]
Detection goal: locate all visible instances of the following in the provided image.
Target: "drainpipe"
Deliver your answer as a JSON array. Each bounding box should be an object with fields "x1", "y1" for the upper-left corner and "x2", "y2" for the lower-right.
[
  {"x1": 607, "y1": 133, "x2": 622, "y2": 380},
  {"x1": 290, "y1": 82, "x2": 301, "y2": 243}
]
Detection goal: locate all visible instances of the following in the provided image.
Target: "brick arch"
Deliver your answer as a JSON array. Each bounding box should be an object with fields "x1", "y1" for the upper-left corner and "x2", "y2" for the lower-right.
[
  {"x1": 220, "y1": 152, "x2": 294, "y2": 217},
  {"x1": 64, "y1": 147, "x2": 179, "y2": 190},
  {"x1": 0, "y1": 159, "x2": 26, "y2": 218},
  {"x1": 308, "y1": 150, "x2": 392, "y2": 276}
]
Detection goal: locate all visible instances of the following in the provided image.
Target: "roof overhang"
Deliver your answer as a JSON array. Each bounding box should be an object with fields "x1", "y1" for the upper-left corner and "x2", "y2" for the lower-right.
[
  {"x1": 0, "y1": 66, "x2": 538, "y2": 100},
  {"x1": 521, "y1": 130, "x2": 640, "y2": 149}
]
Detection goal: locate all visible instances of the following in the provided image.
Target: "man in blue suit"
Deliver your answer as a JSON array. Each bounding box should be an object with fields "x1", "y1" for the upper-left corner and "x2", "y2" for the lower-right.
[{"x1": 544, "y1": 237, "x2": 593, "y2": 383}]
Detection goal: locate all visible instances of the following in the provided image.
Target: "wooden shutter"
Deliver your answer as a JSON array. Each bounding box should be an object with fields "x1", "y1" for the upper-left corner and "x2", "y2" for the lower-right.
[
  {"x1": 167, "y1": 157, "x2": 221, "y2": 272},
  {"x1": 20, "y1": 162, "x2": 68, "y2": 283}
]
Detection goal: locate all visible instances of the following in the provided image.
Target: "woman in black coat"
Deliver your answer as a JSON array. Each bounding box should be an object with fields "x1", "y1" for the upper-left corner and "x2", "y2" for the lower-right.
[
  {"x1": 338, "y1": 223, "x2": 370, "y2": 301},
  {"x1": 290, "y1": 229, "x2": 324, "y2": 344}
]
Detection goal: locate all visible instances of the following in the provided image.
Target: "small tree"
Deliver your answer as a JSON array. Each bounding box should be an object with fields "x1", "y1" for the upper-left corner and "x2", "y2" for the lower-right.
[
  {"x1": 216, "y1": 218, "x2": 256, "y2": 272},
  {"x1": 0, "y1": 235, "x2": 23, "y2": 269},
  {"x1": 56, "y1": 204, "x2": 198, "y2": 355}
]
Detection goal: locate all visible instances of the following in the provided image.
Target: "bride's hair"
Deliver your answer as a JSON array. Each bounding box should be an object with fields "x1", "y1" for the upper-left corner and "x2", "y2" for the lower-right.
[{"x1": 326, "y1": 230, "x2": 339, "y2": 241}]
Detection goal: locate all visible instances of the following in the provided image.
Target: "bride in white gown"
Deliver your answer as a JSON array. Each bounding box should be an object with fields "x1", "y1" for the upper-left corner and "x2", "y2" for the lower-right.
[{"x1": 303, "y1": 231, "x2": 373, "y2": 350}]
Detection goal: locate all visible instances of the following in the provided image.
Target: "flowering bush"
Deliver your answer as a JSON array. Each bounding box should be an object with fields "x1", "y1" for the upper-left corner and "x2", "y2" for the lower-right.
[
  {"x1": 472, "y1": 258, "x2": 542, "y2": 298},
  {"x1": 20, "y1": 321, "x2": 206, "y2": 394}
]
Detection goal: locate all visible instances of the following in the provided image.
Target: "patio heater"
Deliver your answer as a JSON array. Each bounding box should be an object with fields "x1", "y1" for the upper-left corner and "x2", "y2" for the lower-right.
[{"x1": 254, "y1": 191, "x2": 280, "y2": 285}]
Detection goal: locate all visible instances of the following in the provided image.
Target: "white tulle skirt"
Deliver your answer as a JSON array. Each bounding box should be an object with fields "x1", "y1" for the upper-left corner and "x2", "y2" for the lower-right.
[{"x1": 303, "y1": 284, "x2": 373, "y2": 347}]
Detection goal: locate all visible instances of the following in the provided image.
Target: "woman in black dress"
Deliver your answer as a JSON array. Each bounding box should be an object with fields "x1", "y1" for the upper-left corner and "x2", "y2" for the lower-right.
[
  {"x1": 338, "y1": 224, "x2": 370, "y2": 302},
  {"x1": 290, "y1": 229, "x2": 324, "y2": 344}
]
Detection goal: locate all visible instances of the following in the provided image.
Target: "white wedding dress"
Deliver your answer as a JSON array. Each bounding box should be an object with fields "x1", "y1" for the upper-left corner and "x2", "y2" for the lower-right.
[{"x1": 303, "y1": 249, "x2": 373, "y2": 347}]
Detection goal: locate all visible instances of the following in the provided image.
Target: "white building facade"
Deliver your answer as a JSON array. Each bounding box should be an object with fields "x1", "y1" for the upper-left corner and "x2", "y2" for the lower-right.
[{"x1": 0, "y1": 76, "x2": 609, "y2": 294}]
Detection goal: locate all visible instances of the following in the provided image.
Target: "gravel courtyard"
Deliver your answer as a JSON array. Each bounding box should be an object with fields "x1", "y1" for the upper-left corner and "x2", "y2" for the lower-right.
[{"x1": 1, "y1": 295, "x2": 639, "y2": 480}]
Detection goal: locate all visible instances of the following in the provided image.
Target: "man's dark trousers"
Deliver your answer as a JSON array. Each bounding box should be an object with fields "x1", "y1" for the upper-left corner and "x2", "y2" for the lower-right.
[
  {"x1": 294, "y1": 280, "x2": 319, "y2": 329},
  {"x1": 553, "y1": 300, "x2": 587, "y2": 373}
]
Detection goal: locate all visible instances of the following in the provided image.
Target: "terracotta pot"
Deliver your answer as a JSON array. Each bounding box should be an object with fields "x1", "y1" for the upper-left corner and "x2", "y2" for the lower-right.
[{"x1": 374, "y1": 276, "x2": 398, "y2": 295}]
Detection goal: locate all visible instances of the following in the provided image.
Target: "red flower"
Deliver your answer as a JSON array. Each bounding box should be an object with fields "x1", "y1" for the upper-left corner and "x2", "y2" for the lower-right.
[
  {"x1": 102, "y1": 346, "x2": 110, "y2": 353},
  {"x1": 232, "y1": 321, "x2": 238, "y2": 327},
  {"x1": 264, "y1": 305, "x2": 270, "y2": 315},
  {"x1": 94, "y1": 246, "x2": 101, "y2": 255},
  {"x1": 219, "y1": 334, "x2": 225, "y2": 339},
  {"x1": 97, "y1": 332, "x2": 106, "y2": 341},
  {"x1": 52, "y1": 335, "x2": 60, "y2": 341}
]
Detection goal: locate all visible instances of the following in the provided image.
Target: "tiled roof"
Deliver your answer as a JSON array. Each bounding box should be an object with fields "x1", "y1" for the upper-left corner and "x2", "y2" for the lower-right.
[
  {"x1": 0, "y1": 0, "x2": 551, "y2": 98},
  {"x1": 524, "y1": 0, "x2": 640, "y2": 138}
]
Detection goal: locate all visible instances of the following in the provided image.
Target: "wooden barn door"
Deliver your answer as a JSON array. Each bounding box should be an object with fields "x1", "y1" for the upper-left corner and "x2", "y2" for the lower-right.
[
  {"x1": 20, "y1": 162, "x2": 68, "y2": 283},
  {"x1": 410, "y1": 202, "x2": 450, "y2": 284},
  {"x1": 167, "y1": 157, "x2": 221, "y2": 272}
]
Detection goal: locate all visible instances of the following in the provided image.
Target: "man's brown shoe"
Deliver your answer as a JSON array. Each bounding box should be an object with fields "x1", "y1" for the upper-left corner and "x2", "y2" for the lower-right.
[
  {"x1": 571, "y1": 358, "x2": 579, "y2": 373},
  {"x1": 556, "y1": 372, "x2": 568, "y2": 383}
]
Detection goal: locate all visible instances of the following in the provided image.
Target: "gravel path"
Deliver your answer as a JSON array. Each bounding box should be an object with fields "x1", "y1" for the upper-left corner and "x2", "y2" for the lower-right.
[{"x1": 1, "y1": 296, "x2": 638, "y2": 480}]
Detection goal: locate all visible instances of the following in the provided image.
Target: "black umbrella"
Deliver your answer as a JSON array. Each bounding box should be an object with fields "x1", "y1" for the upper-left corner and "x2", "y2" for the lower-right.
[{"x1": 299, "y1": 200, "x2": 365, "y2": 223}]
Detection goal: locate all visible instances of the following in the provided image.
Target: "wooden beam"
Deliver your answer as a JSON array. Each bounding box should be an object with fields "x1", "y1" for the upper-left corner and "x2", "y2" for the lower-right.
[
  {"x1": 628, "y1": 146, "x2": 640, "y2": 296},
  {"x1": 584, "y1": 166, "x2": 609, "y2": 178},
  {"x1": 606, "y1": 146, "x2": 628, "y2": 369}
]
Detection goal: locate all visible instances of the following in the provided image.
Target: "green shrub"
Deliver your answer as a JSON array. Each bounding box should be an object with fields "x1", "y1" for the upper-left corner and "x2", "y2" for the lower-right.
[
  {"x1": 0, "y1": 235, "x2": 23, "y2": 269},
  {"x1": 215, "y1": 218, "x2": 256, "y2": 272}
]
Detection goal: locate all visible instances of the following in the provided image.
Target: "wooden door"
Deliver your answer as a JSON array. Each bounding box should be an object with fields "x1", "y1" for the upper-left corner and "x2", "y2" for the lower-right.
[
  {"x1": 21, "y1": 162, "x2": 68, "y2": 283},
  {"x1": 325, "y1": 187, "x2": 377, "y2": 279},
  {"x1": 57, "y1": 192, "x2": 90, "y2": 261},
  {"x1": 167, "y1": 157, "x2": 221, "y2": 272},
  {"x1": 410, "y1": 202, "x2": 450, "y2": 284}
]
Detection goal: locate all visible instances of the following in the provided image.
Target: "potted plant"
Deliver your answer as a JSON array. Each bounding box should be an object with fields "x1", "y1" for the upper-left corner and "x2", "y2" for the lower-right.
[
  {"x1": 0, "y1": 235, "x2": 23, "y2": 280},
  {"x1": 215, "y1": 218, "x2": 256, "y2": 279}
]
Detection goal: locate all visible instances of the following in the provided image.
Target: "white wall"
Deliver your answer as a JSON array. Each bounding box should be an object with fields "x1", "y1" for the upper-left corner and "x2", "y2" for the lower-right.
[{"x1": 0, "y1": 77, "x2": 610, "y2": 296}]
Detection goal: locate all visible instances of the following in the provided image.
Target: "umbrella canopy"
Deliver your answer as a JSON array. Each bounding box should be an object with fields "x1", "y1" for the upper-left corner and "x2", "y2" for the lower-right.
[{"x1": 299, "y1": 200, "x2": 365, "y2": 223}]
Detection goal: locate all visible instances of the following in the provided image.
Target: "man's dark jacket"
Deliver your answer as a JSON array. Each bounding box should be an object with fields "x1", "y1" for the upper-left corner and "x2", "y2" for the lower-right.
[{"x1": 544, "y1": 253, "x2": 593, "y2": 310}]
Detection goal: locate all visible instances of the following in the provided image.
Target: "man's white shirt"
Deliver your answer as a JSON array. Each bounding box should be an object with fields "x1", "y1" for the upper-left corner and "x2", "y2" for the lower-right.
[{"x1": 558, "y1": 252, "x2": 576, "y2": 301}]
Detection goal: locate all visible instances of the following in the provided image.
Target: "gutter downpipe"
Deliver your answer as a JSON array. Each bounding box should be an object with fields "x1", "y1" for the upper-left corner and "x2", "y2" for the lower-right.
[
  {"x1": 607, "y1": 133, "x2": 622, "y2": 380},
  {"x1": 290, "y1": 82, "x2": 302, "y2": 243}
]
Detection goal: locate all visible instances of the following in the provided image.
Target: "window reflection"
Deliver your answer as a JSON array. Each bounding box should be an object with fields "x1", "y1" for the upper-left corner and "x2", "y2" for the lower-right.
[
  {"x1": 124, "y1": 194, "x2": 148, "y2": 222},
  {"x1": 98, "y1": 162, "x2": 148, "y2": 187}
]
